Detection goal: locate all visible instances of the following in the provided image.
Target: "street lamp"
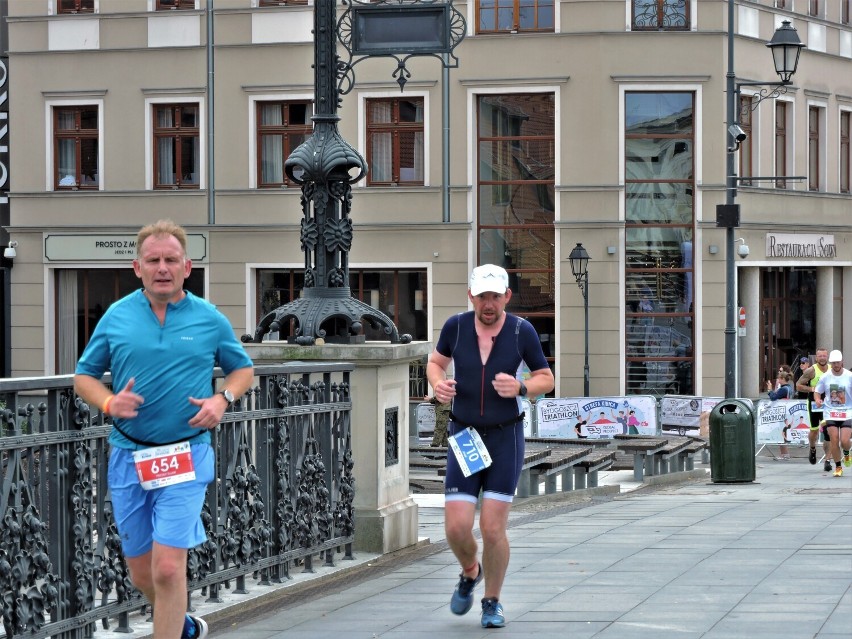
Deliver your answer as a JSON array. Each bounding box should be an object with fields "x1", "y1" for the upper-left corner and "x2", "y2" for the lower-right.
[
  {"x1": 719, "y1": 2, "x2": 803, "y2": 398},
  {"x1": 569, "y1": 243, "x2": 591, "y2": 397}
]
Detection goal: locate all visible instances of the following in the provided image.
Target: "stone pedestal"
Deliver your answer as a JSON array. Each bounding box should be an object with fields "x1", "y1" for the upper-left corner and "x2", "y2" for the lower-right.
[{"x1": 245, "y1": 341, "x2": 432, "y2": 554}]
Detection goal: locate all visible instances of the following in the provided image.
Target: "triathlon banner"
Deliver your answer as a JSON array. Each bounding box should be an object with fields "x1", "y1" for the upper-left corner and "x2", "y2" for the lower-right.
[
  {"x1": 755, "y1": 399, "x2": 810, "y2": 445},
  {"x1": 535, "y1": 396, "x2": 657, "y2": 439}
]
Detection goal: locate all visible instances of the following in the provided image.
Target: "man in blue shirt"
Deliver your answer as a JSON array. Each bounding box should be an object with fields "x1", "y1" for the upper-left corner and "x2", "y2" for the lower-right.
[
  {"x1": 75, "y1": 220, "x2": 254, "y2": 639},
  {"x1": 427, "y1": 264, "x2": 554, "y2": 629}
]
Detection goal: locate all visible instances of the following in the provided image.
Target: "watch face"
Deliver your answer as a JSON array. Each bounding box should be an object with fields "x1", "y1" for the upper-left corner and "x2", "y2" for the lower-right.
[{"x1": 222, "y1": 389, "x2": 235, "y2": 403}]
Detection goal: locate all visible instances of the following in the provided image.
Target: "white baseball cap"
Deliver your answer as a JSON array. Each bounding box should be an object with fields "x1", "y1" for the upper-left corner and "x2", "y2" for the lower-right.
[
  {"x1": 469, "y1": 264, "x2": 509, "y2": 296},
  {"x1": 828, "y1": 349, "x2": 843, "y2": 362}
]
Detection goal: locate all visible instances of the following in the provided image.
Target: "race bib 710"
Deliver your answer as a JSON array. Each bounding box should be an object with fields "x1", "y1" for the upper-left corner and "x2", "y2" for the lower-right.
[{"x1": 448, "y1": 427, "x2": 492, "y2": 478}]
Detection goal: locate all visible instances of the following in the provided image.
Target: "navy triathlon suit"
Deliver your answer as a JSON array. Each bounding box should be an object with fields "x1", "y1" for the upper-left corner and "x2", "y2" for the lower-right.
[{"x1": 436, "y1": 311, "x2": 549, "y2": 503}]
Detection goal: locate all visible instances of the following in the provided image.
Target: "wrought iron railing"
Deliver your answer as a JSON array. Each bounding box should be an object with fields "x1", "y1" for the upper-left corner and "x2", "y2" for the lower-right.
[{"x1": 0, "y1": 362, "x2": 354, "y2": 639}]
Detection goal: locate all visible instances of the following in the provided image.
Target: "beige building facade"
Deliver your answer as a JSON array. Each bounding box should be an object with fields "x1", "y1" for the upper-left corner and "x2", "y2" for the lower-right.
[{"x1": 3, "y1": 0, "x2": 851, "y2": 399}]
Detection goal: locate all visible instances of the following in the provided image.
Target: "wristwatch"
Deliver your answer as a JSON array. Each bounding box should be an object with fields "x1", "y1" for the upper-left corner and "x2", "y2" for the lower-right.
[
  {"x1": 518, "y1": 381, "x2": 528, "y2": 397},
  {"x1": 219, "y1": 388, "x2": 235, "y2": 405}
]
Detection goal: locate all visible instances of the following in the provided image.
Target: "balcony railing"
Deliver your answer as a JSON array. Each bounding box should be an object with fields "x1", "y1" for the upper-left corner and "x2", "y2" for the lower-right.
[{"x1": 0, "y1": 362, "x2": 354, "y2": 639}]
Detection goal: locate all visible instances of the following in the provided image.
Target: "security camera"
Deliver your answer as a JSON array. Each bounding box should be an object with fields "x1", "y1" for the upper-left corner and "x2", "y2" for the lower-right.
[
  {"x1": 737, "y1": 241, "x2": 750, "y2": 258},
  {"x1": 728, "y1": 124, "x2": 747, "y2": 143},
  {"x1": 3, "y1": 241, "x2": 16, "y2": 259}
]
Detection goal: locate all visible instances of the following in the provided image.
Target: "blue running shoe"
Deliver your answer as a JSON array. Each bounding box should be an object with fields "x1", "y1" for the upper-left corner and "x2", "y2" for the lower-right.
[
  {"x1": 182, "y1": 615, "x2": 208, "y2": 639},
  {"x1": 481, "y1": 597, "x2": 505, "y2": 628},
  {"x1": 449, "y1": 563, "x2": 483, "y2": 615}
]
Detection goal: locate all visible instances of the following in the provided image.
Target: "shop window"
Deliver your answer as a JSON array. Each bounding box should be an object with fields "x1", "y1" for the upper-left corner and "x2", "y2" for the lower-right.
[
  {"x1": 365, "y1": 97, "x2": 424, "y2": 186},
  {"x1": 256, "y1": 267, "x2": 429, "y2": 343},
  {"x1": 624, "y1": 91, "x2": 695, "y2": 397},
  {"x1": 153, "y1": 103, "x2": 200, "y2": 189},
  {"x1": 631, "y1": 0, "x2": 689, "y2": 31},
  {"x1": 55, "y1": 267, "x2": 205, "y2": 374},
  {"x1": 256, "y1": 100, "x2": 313, "y2": 187},
  {"x1": 54, "y1": 105, "x2": 99, "y2": 190},
  {"x1": 476, "y1": 0, "x2": 555, "y2": 34}
]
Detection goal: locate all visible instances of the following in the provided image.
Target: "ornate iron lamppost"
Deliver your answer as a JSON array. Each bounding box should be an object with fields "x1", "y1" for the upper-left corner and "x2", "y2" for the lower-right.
[
  {"x1": 247, "y1": 0, "x2": 464, "y2": 345},
  {"x1": 719, "y1": 1, "x2": 803, "y2": 397},
  {"x1": 569, "y1": 243, "x2": 591, "y2": 397}
]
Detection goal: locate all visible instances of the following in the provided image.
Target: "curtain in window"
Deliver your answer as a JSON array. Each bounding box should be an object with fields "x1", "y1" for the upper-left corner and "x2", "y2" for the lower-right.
[
  {"x1": 370, "y1": 102, "x2": 392, "y2": 182},
  {"x1": 57, "y1": 271, "x2": 79, "y2": 375},
  {"x1": 157, "y1": 108, "x2": 175, "y2": 185},
  {"x1": 260, "y1": 104, "x2": 284, "y2": 183},
  {"x1": 413, "y1": 102, "x2": 424, "y2": 181}
]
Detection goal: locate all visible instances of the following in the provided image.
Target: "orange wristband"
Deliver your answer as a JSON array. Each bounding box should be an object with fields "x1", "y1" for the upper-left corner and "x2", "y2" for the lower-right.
[{"x1": 102, "y1": 395, "x2": 115, "y2": 415}]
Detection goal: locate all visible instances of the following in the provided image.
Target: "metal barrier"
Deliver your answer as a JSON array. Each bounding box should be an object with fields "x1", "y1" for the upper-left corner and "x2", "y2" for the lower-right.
[{"x1": 0, "y1": 362, "x2": 354, "y2": 639}]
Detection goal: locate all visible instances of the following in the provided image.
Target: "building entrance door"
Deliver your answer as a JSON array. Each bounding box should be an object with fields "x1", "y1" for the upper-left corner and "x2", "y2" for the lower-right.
[{"x1": 758, "y1": 267, "x2": 816, "y2": 393}]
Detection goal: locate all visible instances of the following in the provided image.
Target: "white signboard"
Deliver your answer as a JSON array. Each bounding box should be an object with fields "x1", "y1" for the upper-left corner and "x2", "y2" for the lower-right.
[
  {"x1": 44, "y1": 233, "x2": 208, "y2": 263},
  {"x1": 755, "y1": 399, "x2": 809, "y2": 445},
  {"x1": 765, "y1": 233, "x2": 836, "y2": 259},
  {"x1": 660, "y1": 396, "x2": 723, "y2": 436}
]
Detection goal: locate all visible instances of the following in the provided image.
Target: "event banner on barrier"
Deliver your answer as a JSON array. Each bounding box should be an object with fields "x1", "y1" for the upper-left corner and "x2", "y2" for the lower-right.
[
  {"x1": 755, "y1": 399, "x2": 810, "y2": 445},
  {"x1": 660, "y1": 396, "x2": 723, "y2": 436},
  {"x1": 535, "y1": 396, "x2": 657, "y2": 439}
]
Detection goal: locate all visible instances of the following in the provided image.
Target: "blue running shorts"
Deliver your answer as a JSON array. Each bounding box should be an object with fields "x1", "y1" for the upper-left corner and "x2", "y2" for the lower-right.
[
  {"x1": 445, "y1": 421, "x2": 524, "y2": 504},
  {"x1": 108, "y1": 443, "x2": 214, "y2": 557}
]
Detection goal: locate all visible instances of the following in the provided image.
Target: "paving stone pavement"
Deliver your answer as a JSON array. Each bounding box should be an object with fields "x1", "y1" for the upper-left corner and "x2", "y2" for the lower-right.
[{"x1": 99, "y1": 451, "x2": 852, "y2": 639}]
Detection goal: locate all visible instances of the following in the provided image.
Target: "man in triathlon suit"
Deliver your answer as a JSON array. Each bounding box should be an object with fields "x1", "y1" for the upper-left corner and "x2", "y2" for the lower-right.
[
  {"x1": 427, "y1": 264, "x2": 554, "y2": 629},
  {"x1": 813, "y1": 350, "x2": 852, "y2": 478},
  {"x1": 796, "y1": 348, "x2": 832, "y2": 471}
]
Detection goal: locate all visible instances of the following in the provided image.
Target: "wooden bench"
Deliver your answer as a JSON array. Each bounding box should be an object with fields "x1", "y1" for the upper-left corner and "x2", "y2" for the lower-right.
[
  {"x1": 677, "y1": 437, "x2": 709, "y2": 470},
  {"x1": 612, "y1": 435, "x2": 670, "y2": 482},
  {"x1": 525, "y1": 436, "x2": 613, "y2": 448},
  {"x1": 525, "y1": 446, "x2": 592, "y2": 495},
  {"x1": 650, "y1": 437, "x2": 692, "y2": 475}
]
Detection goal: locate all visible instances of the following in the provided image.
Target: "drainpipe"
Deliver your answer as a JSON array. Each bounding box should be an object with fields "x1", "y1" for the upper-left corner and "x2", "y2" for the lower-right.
[
  {"x1": 207, "y1": 0, "x2": 215, "y2": 224},
  {"x1": 442, "y1": 54, "x2": 450, "y2": 223}
]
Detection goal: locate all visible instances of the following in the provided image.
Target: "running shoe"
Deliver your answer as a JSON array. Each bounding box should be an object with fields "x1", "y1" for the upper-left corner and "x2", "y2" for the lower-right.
[
  {"x1": 809, "y1": 447, "x2": 817, "y2": 465},
  {"x1": 481, "y1": 597, "x2": 506, "y2": 628},
  {"x1": 844, "y1": 454, "x2": 851, "y2": 468},
  {"x1": 450, "y1": 563, "x2": 483, "y2": 615},
  {"x1": 183, "y1": 615, "x2": 208, "y2": 639},
  {"x1": 824, "y1": 460, "x2": 833, "y2": 472},
  {"x1": 834, "y1": 466, "x2": 843, "y2": 478}
]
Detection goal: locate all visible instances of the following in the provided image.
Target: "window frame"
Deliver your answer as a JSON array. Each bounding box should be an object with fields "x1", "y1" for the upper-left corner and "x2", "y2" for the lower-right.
[
  {"x1": 807, "y1": 105, "x2": 821, "y2": 192},
  {"x1": 631, "y1": 0, "x2": 690, "y2": 32},
  {"x1": 362, "y1": 94, "x2": 428, "y2": 187},
  {"x1": 253, "y1": 98, "x2": 314, "y2": 188},
  {"x1": 774, "y1": 100, "x2": 789, "y2": 189},
  {"x1": 808, "y1": 0, "x2": 819, "y2": 18},
  {"x1": 738, "y1": 95, "x2": 754, "y2": 187},
  {"x1": 258, "y1": 0, "x2": 309, "y2": 6},
  {"x1": 155, "y1": 0, "x2": 197, "y2": 10},
  {"x1": 843, "y1": 0, "x2": 850, "y2": 25},
  {"x1": 46, "y1": 98, "x2": 104, "y2": 192},
  {"x1": 57, "y1": 0, "x2": 95, "y2": 14},
  {"x1": 146, "y1": 97, "x2": 205, "y2": 190},
  {"x1": 840, "y1": 110, "x2": 850, "y2": 194},
  {"x1": 475, "y1": 0, "x2": 555, "y2": 35}
]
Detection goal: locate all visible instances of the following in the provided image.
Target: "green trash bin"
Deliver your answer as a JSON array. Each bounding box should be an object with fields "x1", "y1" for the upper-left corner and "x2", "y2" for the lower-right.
[{"x1": 709, "y1": 399, "x2": 755, "y2": 483}]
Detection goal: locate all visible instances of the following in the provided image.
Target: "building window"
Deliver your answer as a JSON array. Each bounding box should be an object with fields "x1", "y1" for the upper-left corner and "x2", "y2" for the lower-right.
[
  {"x1": 477, "y1": 93, "x2": 555, "y2": 375},
  {"x1": 54, "y1": 267, "x2": 205, "y2": 374},
  {"x1": 808, "y1": 0, "x2": 819, "y2": 17},
  {"x1": 366, "y1": 97, "x2": 424, "y2": 186},
  {"x1": 738, "y1": 95, "x2": 753, "y2": 187},
  {"x1": 624, "y1": 91, "x2": 695, "y2": 397},
  {"x1": 156, "y1": 0, "x2": 195, "y2": 9},
  {"x1": 153, "y1": 103, "x2": 200, "y2": 189},
  {"x1": 54, "y1": 105, "x2": 99, "y2": 190},
  {"x1": 808, "y1": 106, "x2": 821, "y2": 191},
  {"x1": 256, "y1": 268, "x2": 429, "y2": 343},
  {"x1": 775, "y1": 101, "x2": 787, "y2": 189},
  {"x1": 476, "y1": 0, "x2": 555, "y2": 34},
  {"x1": 58, "y1": 0, "x2": 94, "y2": 13},
  {"x1": 843, "y1": 1, "x2": 850, "y2": 25},
  {"x1": 256, "y1": 100, "x2": 313, "y2": 187},
  {"x1": 632, "y1": 0, "x2": 689, "y2": 31},
  {"x1": 841, "y1": 111, "x2": 850, "y2": 194},
  {"x1": 773, "y1": 0, "x2": 786, "y2": 8}
]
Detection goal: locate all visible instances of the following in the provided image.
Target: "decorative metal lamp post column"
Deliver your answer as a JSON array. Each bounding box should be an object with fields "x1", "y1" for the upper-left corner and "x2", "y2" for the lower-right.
[
  {"x1": 719, "y1": 1, "x2": 803, "y2": 397},
  {"x1": 569, "y1": 243, "x2": 591, "y2": 397},
  {"x1": 247, "y1": 0, "x2": 464, "y2": 345}
]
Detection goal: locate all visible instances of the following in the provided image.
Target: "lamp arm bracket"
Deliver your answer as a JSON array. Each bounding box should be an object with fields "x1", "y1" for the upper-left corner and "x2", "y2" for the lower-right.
[{"x1": 736, "y1": 81, "x2": 790, "y2": 118}]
